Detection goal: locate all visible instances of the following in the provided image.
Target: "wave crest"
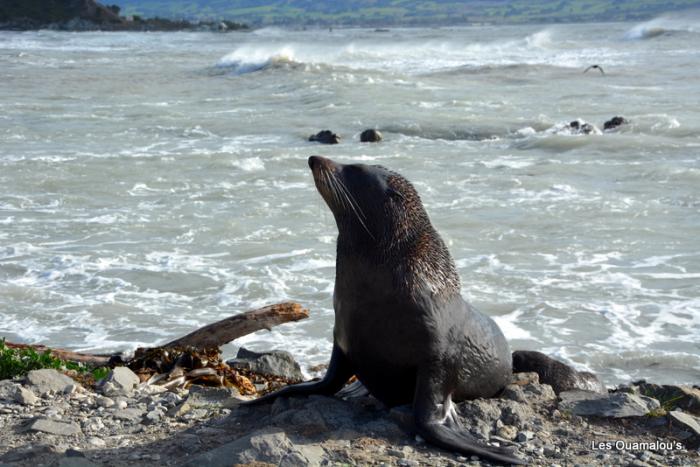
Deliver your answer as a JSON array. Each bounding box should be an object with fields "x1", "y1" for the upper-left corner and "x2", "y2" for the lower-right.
[
  {"x1": 217, "y1": 46, "x2": 300, "y2": 75},
  {"x1": 625, "y1": 13, "x2": 699, "y2": 40}
]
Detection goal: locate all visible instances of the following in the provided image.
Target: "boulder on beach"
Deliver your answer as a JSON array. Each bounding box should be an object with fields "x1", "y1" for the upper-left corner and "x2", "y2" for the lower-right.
[
  {"x1": 227, "y1": 347, "x2": 304, "y2": 382},
  {"x1": 309, "y1": 130, "x2": 340, "y2": 144}
]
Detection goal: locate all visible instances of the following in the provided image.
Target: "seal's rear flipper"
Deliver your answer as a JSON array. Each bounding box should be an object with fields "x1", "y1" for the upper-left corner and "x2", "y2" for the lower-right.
[
  {"x1": 242, "y1": 344, "x2": 353, "y2": 406},
  {"x1": 413, "y1": 374, "x2": 526, "y2": 465},
  {"x1": 417, "y1": 419, "x2": 526, "y2": 465}
]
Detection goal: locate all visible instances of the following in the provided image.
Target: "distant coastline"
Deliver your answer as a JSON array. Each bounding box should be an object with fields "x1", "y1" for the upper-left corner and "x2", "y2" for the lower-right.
[{"x1": 0, "y1": 0, "x2": 248, "y2": 32}]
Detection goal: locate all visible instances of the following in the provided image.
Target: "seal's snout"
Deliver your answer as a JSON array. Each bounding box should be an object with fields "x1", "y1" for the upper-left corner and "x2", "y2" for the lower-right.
[
  {"x1": 308, "y1": 155, "x2": 321, "y2": 170},
  {"x1": 308, "y1": 155, "x2": 335, "y2": 172}
]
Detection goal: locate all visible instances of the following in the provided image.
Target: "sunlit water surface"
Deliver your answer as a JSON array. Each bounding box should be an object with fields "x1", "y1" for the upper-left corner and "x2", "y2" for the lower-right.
[{"x1": 1, "y1": 18, "x2": 699, "y2": 385}]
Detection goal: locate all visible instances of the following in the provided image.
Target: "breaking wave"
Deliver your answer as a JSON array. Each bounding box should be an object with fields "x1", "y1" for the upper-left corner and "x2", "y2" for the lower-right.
[
  {"x1": 216, "y1": 46, "x2": 301, "y2": 74},
  {"x1": 625, "y1": 13, "x2": 700, "y2": 40}
]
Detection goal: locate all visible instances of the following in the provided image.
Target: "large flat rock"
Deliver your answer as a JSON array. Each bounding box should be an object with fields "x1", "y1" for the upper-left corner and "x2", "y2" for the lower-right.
[
  {"x1": 27, "y1": 418, "x2": 82, "y2": 436},
  {"x1": 559, "y1": 390, "x2": 660, "y2": 418},
  {"x1": 181, "y1": 429, "x2": 323, "y2": 467},
  {"x1": 25, "y1": 369, "x2": 77, "y2": 396}
]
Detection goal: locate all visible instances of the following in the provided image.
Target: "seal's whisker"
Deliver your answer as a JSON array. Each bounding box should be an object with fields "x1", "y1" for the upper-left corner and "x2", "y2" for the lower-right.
[
  {"x1": 330, "y1": 172, "x2": 375, "y2": 240},
  {"x1": 334, "y1": 175, "x2": 368, "y2": 221},
  {"x1": 323, "y1": 170, "x2": 343, "y2": 208}
]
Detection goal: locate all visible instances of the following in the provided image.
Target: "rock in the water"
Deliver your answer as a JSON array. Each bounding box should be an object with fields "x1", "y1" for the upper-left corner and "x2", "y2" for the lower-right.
[
  {"x1": 360, "y1": 129, "x2": 383, "y2": 142},
  {"x1": 569, "y1": 120, "x2": 598, "y2": 134},
  {"x1": 558, "y1": 390, "x2": 660, "y2": 418},
  {"x1": 99, "y1": 366, "x2": 140, "y2": 395},
  {"x1": 309, "y1": 130, "x2": 340, "y2": 144},
  {"x1": 603, "y1": 116, "x2": 628, "y2": 131},
  {"x1": 182, "y1": 429, "x2": 314, "y2": 467},
  {"x1": 26, "y1": 369, "x2": 78, "y2": 396},
  {"x1": 27, "y1": 417, "x2": 82, "y2": 436},
  {"x1": 228, "y1": 347, "x2": 303, "y2": 381},
  {"x1": 512, "y1": 351, "x2": 605, "y2": 394},
  {"x1": 668, "y1": 411, "x2": 700, "y2": 449}
]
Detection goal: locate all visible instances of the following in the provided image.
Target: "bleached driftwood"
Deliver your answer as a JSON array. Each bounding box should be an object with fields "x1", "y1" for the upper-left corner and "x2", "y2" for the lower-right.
[{"x1": 4, "y1": 302, "x2": 310, "y2": 365}]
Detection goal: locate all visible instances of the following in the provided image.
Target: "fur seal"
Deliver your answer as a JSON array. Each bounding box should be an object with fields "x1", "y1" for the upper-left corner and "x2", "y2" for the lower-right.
[
  {"x1": 603, "y1": 116, "x2": 628, "y2": 131},
  {"x1": 309, "y1": 130, "x2": 340, "y2": 144},
  {"x1": 360, "y1": 128, "x2": 383, "y2": 142},
  {"x1": 247, "y1": 156, "x2": 522, "y2": 464},
  {"x1": 512, "y1": 350, "x2": 605, "y2": 394}
]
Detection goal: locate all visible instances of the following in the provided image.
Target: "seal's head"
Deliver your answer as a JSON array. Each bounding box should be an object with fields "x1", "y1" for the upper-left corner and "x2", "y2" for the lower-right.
[
  {"x1": 308, "y1": 155, "x2": 429, "y2": 248},
  {"x1": 308, "y1": 155, "x2": 460, "y2": 297}
]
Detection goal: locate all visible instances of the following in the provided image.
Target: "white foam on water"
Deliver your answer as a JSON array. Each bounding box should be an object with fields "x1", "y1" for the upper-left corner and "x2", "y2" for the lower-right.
[
  {"x1": 231, "y1": 156, "x2": 265, "y2": 172},
  {"x1": 493, "y1": 309, "x2": 535, "y2": 341},
  {"x1": 2, "y1": 25, "x2": 699, "y2": 385}
]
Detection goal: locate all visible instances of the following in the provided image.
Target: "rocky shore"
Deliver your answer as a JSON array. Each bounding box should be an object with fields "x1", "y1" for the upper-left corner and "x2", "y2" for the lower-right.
[
  {"x1": 0, "y1": 349, "x2": 699, "y2": 466},
  {"x1": 0, "y1": 0, "x2": 247, "y2": 32}
]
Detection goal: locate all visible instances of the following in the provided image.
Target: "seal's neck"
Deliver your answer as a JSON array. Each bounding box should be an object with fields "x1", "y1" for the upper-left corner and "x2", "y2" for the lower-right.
[{"x1": 336, "y1": 224, "x2": 462, "y2": 301}]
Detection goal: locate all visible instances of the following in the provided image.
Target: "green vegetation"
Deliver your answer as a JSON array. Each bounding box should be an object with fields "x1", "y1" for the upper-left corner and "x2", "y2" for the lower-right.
[
  {"x1": 0, "y1": 338, "x2": 107, "y2": 381},
  {"x1": 113, "y1": 0, "x2": 700, "y2": 26}
]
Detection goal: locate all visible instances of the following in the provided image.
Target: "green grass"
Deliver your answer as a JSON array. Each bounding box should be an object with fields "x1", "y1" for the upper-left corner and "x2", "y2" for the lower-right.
[{"x1": 0, "y1": 338, "x2": 108, "y2": 381}]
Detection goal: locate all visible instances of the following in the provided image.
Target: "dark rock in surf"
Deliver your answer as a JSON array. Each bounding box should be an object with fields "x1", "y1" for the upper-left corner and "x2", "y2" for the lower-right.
[
  {"x1": 360, "y1": 129, "x2": 383, "y2": 143},
  {"x1": 568, "y1": 120, "x2": 597, "y2": 135},
  {"x1": 603, "y1": 116, "x2": 628, "y2": 131},
  {"x1": 309, "y1": 130, "x2": 340, "y2": 145}
]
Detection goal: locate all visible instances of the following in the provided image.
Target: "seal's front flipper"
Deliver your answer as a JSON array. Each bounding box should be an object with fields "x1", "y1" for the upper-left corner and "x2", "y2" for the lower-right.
[
  {"x1": 242, "y1": 344, "x2": 353, "y2": 406},
  {"x1": 413, "y1": 375, "x2": 526, "y2": 465}
]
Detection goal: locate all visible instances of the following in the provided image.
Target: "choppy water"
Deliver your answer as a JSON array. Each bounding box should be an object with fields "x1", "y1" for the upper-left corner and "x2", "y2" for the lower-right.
[{"x1": 1, "y1": 18, "x2": 699, "y2": 386}]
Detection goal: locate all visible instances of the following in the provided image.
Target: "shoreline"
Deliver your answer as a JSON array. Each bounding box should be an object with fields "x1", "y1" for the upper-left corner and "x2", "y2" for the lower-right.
[
  {"x1": 1, "y1": 349, "x2": 699, "y2": 466},
  {"x1": 0, "y1": 19, "x2": 248, "y2": 33}
]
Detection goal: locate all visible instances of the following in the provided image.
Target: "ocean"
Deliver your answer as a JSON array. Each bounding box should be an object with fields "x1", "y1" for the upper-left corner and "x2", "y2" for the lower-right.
[{"x1": 1, "y1": 17, "x2": 698, "y2": 386}]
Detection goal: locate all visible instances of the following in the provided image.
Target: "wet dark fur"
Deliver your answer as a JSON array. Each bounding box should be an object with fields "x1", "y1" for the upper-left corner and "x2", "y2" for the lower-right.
[
  {"x1": 246, "y1": 156, "x2": 523, "y2": 464},
  {"x1": 513, "y1": 350, "x2": 605, "y2": 394}
]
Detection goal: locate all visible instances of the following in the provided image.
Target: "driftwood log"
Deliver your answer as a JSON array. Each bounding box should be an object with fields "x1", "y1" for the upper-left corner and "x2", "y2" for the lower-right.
[
  {"x1": 164, "y1": 302, "x2": 309, "y2": 348},
  {"x1": 4, "y1": 302, "x2": 309, "y2": 366}
]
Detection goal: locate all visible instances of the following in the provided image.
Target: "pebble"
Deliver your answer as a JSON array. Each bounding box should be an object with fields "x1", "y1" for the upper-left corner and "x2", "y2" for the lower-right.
[
  {"x1": 13, "y1": 386, "x2": 39, "y2": 406},
  {"x1": 497, "y1": 425, "x2": 518, "y2": 440},
  {"x1": 87, "y1": 437, "x2": 106, "y2": 447},
  {"x1": 516, "y1": 430, "x2": 534, "y2": 443},
  {"x1": 95, "y1": 396, "x2": 115, "y2": 408}
]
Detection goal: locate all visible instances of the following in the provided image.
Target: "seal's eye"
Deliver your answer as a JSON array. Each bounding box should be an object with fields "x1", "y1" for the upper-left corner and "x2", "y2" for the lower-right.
[{"x1": 387, "y1": 188, "x2": 404, "y2": 200}]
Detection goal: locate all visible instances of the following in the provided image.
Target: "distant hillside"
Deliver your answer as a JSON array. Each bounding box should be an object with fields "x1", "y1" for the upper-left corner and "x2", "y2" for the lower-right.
[
  {"x1": 114, "y1": 0, "x2": 700, "y2": 26},
  {"x1": 0, "y1": 0, "x2": 123, "y2": 28},
  {"x1": 0, "y1": 0, "x2": 247, "y2": 31}
]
